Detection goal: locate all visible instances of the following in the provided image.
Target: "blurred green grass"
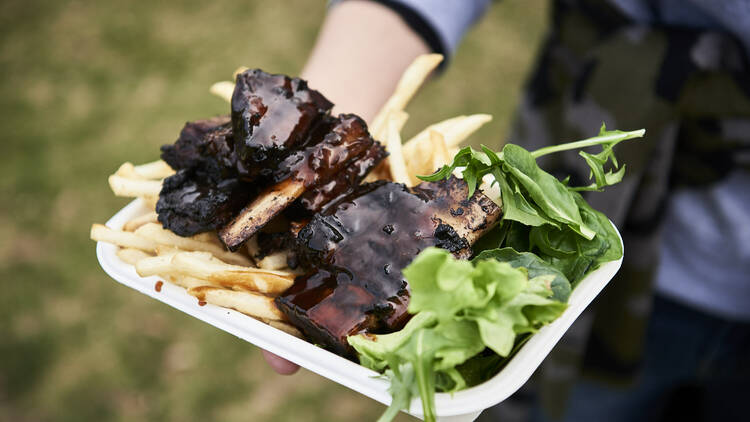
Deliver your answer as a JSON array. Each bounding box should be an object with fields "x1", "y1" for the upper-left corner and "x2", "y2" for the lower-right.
[{"x1": 0, "y1": 1, "x2": 547, "y2": 420}]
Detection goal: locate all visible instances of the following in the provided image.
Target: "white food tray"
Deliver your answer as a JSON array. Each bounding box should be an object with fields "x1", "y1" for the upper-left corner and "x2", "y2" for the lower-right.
[{"x1": 96, "y1": 199, "x2": 623, "y2": 422}]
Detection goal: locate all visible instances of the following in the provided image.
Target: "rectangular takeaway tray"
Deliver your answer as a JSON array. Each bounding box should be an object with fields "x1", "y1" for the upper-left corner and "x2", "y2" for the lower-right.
[{"x1": 96, "y1": 198, "x2": 623, "y2": 422}]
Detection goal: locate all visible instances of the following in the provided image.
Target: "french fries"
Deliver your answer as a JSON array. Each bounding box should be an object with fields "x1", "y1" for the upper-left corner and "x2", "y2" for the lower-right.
[
  {"x1": 257, "y1": 251, "x2": 289, "y2": 271},
  {"x1": 91, "y1": 224, "x2": 160, "y2": 251},
  {"x1": 210, "y1": 81, "x2": 234, "y2": 102},
  {"x1": 135, "y1": 223, "x2": 252, "y2": 266},
  {"x1": 133, "y1": 250, "x2": 293, "y2": 293},
  {"x1": 166, "y1": 274, "x2": 216, "y2": 290},
  {"x1": 108, "y1": 175, "x2": 162, "y2": 198},
  {"x1": 386, "y1": 117, "x2": 411, "y2": 185},
  {"x1": 96, "y1": 155, "x2": 299, "y2": 332},
  {"x1": 403, "y1": 114, "x2": 492, "y2": 154},
  {"x1": 116, "y1": 248, "x2": 153, "y2": 265},
  {"x1": 188, "y1": 286, "x2": 284, "y2": 321},
  {"x1": 370, "y1": 54, "x2": 443, "y2": 138},
  {"x1": 134, "y1": 252, "x2": 179, "y2": 277},
  {"x1": 131, "y1": 160, "x2": 174, "y2": 179},
  {"x1": 430, "y1": 130, "x2": 451, "y2": 173},
  {"x1": 115, "y1": 160, "x2": 174, "y2": 180},
  {"x1": 122, "y1": 211, "x2": 159, "y2": 232},
  {"x1": 171, "y1": 252, "x2": 293, "y2": 294}
]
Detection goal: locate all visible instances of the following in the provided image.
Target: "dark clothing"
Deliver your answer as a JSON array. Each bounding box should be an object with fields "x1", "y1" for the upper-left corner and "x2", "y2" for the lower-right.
[{"x1": 532, "y1": 296, "x2": 750, "y2": 422}]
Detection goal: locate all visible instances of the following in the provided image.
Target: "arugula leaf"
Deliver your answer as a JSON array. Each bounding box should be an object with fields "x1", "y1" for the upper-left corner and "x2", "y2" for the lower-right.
[
  {"x1": 417, "y1": 124, "x2": 643, "y2": 241},
  {"x1": 530, "y1": 123, "x2": 644, "y2": 160},
  {"x1": 495, "y1": 170, "x2": 553, "y2": 228},
  {"x1": 530, "y1": 192, "x2": 623, "y2": 284},
  {"x1": 502, "y1": 144, "x2": 595, "y2": 239}
]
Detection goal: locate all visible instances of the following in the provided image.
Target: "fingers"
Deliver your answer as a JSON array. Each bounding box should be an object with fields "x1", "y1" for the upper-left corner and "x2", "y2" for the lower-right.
[{"x1": 261, "y1": 349, "x2": 300, "y2": 375}]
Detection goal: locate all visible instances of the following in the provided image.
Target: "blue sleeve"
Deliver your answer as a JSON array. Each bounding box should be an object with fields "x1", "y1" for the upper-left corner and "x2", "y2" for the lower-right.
[{"x1": 330, "y1": 0, "x2": 491, "y2": 58}]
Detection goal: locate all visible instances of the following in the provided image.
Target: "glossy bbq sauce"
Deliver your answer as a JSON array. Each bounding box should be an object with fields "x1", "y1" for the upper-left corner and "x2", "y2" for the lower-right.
[
  {"x1": 232, "y1": 69, "x2": 333, "y2": 165},
  {"x1": 276, "y1": 182, "x2": 446, "y2": 358},
  {"x1": 277, "y1": 115, "x2": 375, "y2": 189}
]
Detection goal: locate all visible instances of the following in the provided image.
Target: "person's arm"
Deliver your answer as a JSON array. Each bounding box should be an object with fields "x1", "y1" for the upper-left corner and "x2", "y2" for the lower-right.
[{"x1": 300, "y1": 0, "x2": 431, "y2": 123}]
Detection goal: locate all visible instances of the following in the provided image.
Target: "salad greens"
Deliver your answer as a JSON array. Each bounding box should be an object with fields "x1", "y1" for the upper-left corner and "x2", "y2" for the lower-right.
[
  {"x1": 348, "y1": 124, "x2": 643, "y2": 421},
  {"x1": 349, "y1": 248, "x2": 567, "y2": 422},
  {"x1": 419, "y1": 124, "x2": 644, "y2": 240}
]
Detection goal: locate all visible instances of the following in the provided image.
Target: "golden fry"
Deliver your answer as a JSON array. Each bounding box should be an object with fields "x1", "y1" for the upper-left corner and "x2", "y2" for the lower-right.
[
  {"x1": 370, "y1": 54, "x2": 443, "y2": 136},
  {"x1": 135, "y1": 223, "x2": 252, "y2": 266},
  {"x1": 108, "y1": 175, "x2": 162, "y2": 198},
  {"x1": 209, "y1": 81, "x2": 234, "y2": 103},
  {"x1": 386, "y1": 117, "x2": 411, "y2": 185},
  {"x1": 154, "y1": 244, "x2": 181, "y2": 256},
  {"x1": 188, "y1": 286, "x2": 285, "y2": 321},
  {"x1": 257, "y1": 251, "x2": 289, "y2": 271},
  {"x1": 373, "y1": 109, "x2": 409, "y2": 145},
  {"x1": 134, "y1": 252, "x2": 178, "y2": 277},
  {"x1": 430, "y1": 130, "x2": 451, "y2": 170},
  {"x1": 115, "y1": 162, "x2": 138, "y2": 178},
  {"x1": 140, "y1": 196, "x2": 159, "y2": 211},
  {"x1": 132, "y1": 160, "x2": 174, "y2": 179},
  {"x1": 403, "y1": 114, "x2": 492, "y2": 157},
  {"x1": 91, "y1": 224, "x2": 158, "y2": 251},
  {"x1": 166, "y1": 274, "x2": 218, "y2": 290},
  {"x1": 123, "y1": 212, "x2": 159, "y2": 232},
  {"x1": 115, "y1": 160, "x2": 173, "y2": 180},
  {"x1": 245, "y1": 235, "x2": 261, "y2": 262},
  {"x1": 404, "y1": 133, "x2": 435, "y2": 182},
  {"x1": 116, "y1": 248, "x2": 153, "y2": 265},
  {"x1": 171, "y1": 252, "x2": 294, "y2": 294}
]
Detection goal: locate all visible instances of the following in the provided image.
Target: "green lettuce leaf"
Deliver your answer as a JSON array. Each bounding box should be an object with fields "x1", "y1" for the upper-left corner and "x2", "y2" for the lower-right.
[{"x1": 349, "y1": 248, "x2": 568, "y2": 422}]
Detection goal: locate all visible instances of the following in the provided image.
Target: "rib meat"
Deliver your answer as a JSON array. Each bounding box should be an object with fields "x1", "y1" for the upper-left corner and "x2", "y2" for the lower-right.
[
  {"x1": 157, "y1": 117, "x2": 258, "y2": 235},
  {"x1": 219, "y1": 114, "x2": 382, "y2": 251},
  {"x1": 156, "y1": 70, "x2": 385, "y2": 241},
  {"x1": 275, "y1": 177, "x2": 502, "y2": 358},
  {"x1": 160, "y1": 116, "x2": 235, "y2": 182},
  {"x1": 156, "y1": 169, "x2": 258, "y2": 236},
  {"x1": 298, "y1": 141, "x2": 388, "y2": 213},
  {"x1": 232, "y1": 69, "x2": 333, "y2": 172}
]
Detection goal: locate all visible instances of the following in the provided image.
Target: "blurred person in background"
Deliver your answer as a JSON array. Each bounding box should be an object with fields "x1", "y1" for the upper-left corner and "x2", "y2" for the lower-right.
[{"x1": 264, "y1": 1, "x2": 750, "y2": 421}]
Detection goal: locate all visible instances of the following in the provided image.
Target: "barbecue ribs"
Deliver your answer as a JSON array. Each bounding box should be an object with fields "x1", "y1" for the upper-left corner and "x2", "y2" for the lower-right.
[
  {"x1": 156, "y1": 69, "x2": 387, "y2": 246},
  {"x1": 157, "y1": 117, "x2": 257, "y2": 236},
  {"x1": 276, "y1": 177, "x2": 502, "y2": 358}
]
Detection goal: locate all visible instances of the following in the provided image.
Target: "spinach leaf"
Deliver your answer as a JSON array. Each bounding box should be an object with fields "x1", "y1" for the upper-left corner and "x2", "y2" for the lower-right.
[{"x1": 473, "y1": 247, "x2": 572, "y2": 302}]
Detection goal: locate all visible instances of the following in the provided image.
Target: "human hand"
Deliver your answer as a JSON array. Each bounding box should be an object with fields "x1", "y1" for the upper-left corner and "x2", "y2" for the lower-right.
[{"x1": 261, "y1": 349, "x2": 300, "y2": 375}]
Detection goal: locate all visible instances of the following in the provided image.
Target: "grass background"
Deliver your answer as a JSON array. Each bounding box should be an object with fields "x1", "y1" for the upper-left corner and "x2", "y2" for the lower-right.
[{"x1": 0, "y1": 1, "x2": 547, "y2": 420}]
